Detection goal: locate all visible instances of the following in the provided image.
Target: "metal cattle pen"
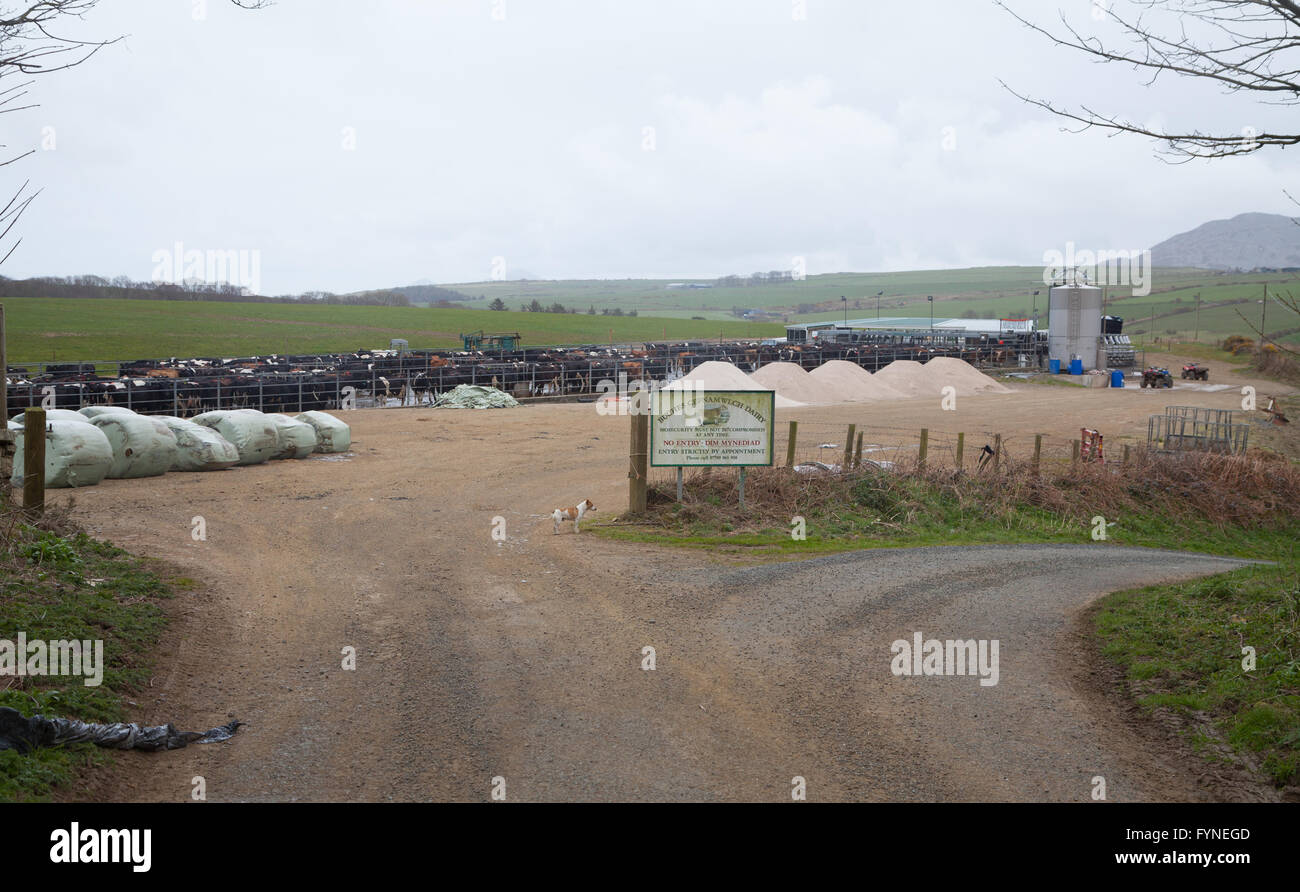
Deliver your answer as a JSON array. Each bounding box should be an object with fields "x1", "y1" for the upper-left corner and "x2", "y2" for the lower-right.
[
  {"x1": 4, "y1": 339, "x2": 1045, "y2": 418},
  {"x1": 1147, "y1": 413, "x2": 1249, "y2": 455}
]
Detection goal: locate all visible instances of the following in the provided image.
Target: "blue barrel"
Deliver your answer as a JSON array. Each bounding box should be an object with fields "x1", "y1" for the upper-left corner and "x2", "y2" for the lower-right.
[
  {"x1": 1049, "y1": 358, "x2": 1061, "y2": 374},
  {"x1": 1069, "y1": 358, "x2": 1083, "y2": 375},
  {"x1": 1111, "y1": 369, "x2": 1125, "y2": 388}
]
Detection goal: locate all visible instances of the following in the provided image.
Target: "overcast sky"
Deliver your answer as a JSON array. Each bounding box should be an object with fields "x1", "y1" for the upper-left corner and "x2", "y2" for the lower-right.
[{"x1": 5, "y1": 0, "x2": 1299, "y2": 294}]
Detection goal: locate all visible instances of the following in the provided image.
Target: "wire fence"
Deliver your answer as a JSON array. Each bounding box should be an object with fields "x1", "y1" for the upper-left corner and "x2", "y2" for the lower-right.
[{"x1": 645, "y1": 420, "x2": 1120, "y2": 490}]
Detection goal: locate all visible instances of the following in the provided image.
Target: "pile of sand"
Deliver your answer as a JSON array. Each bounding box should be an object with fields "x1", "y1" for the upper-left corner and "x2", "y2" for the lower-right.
[
  {"x1": 664, "y1": 361, "x2": 804, "y2": 408},
  {"x1": 658, "y1": 358, "x2": 1008, "y2": 407},
  {"x1": 923, "y1": 357, "x2": 1013, "y2": 395},
  {"x1": 808, "y1": 360, "x2": 908, "y2": 401},
  {"x1": 870, "y1": 360, "x2": 928, "y2": 397},
  {"x1": 873, "y1": 357, "x2": 1013, "y2": 398},
  {"x1": 749, "y1": 363, "x2": 835, "y2": 404}
]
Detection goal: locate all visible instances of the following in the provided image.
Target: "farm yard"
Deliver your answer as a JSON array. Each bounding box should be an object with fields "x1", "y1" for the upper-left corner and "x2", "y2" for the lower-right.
[
  {"x1": 3, "y1": 334, "x2": 1045, "y2": 417},
  {"x1": 9, "y1": 345, "x2": 1295, "y2": 802},
  {"x1": 10, "y1": 0, "x2": 1300, "y2": 867}
]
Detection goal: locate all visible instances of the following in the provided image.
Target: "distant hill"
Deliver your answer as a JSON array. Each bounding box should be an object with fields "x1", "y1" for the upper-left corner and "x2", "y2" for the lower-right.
[{"x1": 1150, "y1": 212, "x2": 1300, "y2": 270}]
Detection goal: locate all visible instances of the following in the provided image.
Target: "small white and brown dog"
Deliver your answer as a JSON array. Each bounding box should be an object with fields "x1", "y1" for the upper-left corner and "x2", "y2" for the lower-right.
[{"x1": 552, "y1": 499, "x2": 595, "y2": 533}]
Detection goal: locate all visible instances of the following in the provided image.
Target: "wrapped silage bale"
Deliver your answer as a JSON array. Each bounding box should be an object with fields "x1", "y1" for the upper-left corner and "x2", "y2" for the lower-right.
[
  {"x1": 7, "y1": 408, "x2": 92, "y2": 428},
  {"x1": 89, "y1": 413, "x2": 178, "y2": 479},
  {"x1": 190, "y1": 409, "x2": 278, "y2": 466},
  {"x1": 264, "y1": 413, "x2": 318, "y2": 460},
  {"x1": 156, "y1": 416, "x2": 240, "y2": 472},
  {"x1": 78, "y1": 405, "x2": 136, "y2": 419},
  {"x1": 294, "y1": 410, "x2": 351, "y2": 453},
  {"x1": 10, "y1": 420, "x2": 115, "y2": 488}
]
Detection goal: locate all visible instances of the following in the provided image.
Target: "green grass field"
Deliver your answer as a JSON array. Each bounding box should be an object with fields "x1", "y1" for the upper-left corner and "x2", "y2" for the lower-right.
[
  {"x1": 5, "y1": 264, "x2": 1299, "y2": 363},
  {"x1": 443, "y1": 267, "x2": 1300, "y2": 345},
  {"x1": 0, "y1": 298, "x2": 784, "y2": 363}
]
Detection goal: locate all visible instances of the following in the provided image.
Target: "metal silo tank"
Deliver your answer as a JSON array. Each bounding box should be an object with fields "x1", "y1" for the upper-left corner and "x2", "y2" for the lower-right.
[{"x1": 1047, "y1": 284, "x2": 1104, "y2": 371}]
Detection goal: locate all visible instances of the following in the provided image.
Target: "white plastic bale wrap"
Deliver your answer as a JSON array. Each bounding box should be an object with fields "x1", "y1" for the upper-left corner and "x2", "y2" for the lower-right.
[
  {"x1": 89, "y1": 414, "x2": 178, "y2": 479},
  {"x1": 10, "y1": 420, "x2": 115, "y2": 488},
  {"x1": 7, "y1": 408, "x2": 91, "y2": 429},
  {"x1": 294, "y1": 410, "x2": 351, "y2": 453},
  {"x1": 156, "y1": 416, "x2": 240, "y2": 471},
  {"x1": 78, "y1": 405, "x2": 137, "y2": 419},
  {"x1": 190, "y1": 409, "x2": 278, "y2": 466},
  {"x1": 265, "y1": 413, "x2": 318, "y2": 459}
]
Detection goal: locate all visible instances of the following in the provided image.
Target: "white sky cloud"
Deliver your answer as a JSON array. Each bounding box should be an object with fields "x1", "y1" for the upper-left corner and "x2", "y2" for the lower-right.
[{"x1": 4, "y1": 0, "x2": 1298, "y2": 293}]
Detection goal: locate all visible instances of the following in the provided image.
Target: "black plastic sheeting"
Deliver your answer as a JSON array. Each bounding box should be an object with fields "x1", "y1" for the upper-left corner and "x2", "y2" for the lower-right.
[{"x1": 0, "y1": 706, "x2": 243, "y2": 754}]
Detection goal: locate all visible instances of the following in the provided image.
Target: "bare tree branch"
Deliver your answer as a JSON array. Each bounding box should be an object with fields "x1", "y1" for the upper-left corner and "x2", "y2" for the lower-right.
[
  {"x1": 997, "y1": 0, "x2": 1300, "y2": 159},
  {"x1": 0, "y1": 1, "x2": 268, "y2": 266}
]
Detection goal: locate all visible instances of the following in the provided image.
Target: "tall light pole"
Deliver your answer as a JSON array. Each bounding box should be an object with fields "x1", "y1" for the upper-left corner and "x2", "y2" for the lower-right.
[
  {"x1": 842, "y1": 295, "x2": 847, "y2": 327},
  {"x1": 1031, "y1": 290, "x2": 1040, "y2": 328},
  {"x1": 876, "y1": 290, "x2": 884, "y2": 319},
  {"x1": 927, "y1": 295, "x2": 934, "y2": 334}
]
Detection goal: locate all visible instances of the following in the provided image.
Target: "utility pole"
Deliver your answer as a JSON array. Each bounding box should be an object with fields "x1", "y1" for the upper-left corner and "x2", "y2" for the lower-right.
[
  {"x1": 1261, "y1": 284, "x2": 1268, "y2": 350},
  {"x1": 1193, "y1": 292, "x2": 1201, "y2": 344}
]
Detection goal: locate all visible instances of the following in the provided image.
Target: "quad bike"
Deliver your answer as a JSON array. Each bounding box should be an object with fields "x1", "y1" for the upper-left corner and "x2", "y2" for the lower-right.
[
  {"x1": 1181, "y1": 363, "x2": 1209, "y2": 381},
  {"x1": 1140, "y1": 367, "x2": 1173, "y2": 388}
]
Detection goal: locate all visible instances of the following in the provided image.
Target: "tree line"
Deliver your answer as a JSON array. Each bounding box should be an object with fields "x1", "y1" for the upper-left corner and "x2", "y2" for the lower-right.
[
  {"x1": 489, "y1": 298, "x2": 636, "y2": 316},
  {"x1": 0, "y1": 275, "x2": 422, "y2": 306}
]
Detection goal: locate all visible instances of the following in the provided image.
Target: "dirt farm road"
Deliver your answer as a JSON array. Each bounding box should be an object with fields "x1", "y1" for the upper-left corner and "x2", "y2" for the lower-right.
[{"x1": 54, "y1": 379, "x2": 1283, "y2": 802}]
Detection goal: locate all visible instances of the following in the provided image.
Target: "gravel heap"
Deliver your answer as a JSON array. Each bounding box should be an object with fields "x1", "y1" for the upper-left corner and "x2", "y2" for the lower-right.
[
  {"x1": 873, "y1": 357, "x2": 1012, "y2": 398},
  {"x1": 749, "y1": 363, "x2": 836, "y2": 404},
  {"x1": 807, "y1": 360, "x2": 909, "y2": 401},
  {"x1": 664, "y1": 361, "x2": 804, "y2": 408}
]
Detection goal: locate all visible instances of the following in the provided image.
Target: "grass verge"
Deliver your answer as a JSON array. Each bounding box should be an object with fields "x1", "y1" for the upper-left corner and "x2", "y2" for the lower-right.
[
  {"x1": 0, "y1": 501, "x2": 180, "y2": 801},
  {"x1": 1095, "y1": 563, "x2": 1300, "y2": 787}
]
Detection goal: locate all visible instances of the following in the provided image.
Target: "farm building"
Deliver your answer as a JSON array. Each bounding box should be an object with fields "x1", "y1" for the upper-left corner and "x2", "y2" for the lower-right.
[
  {"x1": 784, "y1": 317, "x2": 1041, "y2": 362},
  {"x1": 785, "y1": 307, "x2": 1133, "y2": 367}
]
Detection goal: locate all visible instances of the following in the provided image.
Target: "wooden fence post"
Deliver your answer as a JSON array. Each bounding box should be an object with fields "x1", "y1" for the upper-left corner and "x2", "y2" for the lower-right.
[
  {"x1": 1072, "y1": 439, "x2": 1081, "y2": 464},
  {"x1": 843, "y1": 424, "x2": 856, "y2": 471},
  {"x1": 1032, "y1": 434, "x2": 1042, "y2": 475},
  {"x1": 992, "y1": 434, "x2": 1002, "y2": 473},
  {"x1": 786, "y1": 420, "x2": 798, "y2": 468},
  {"x1": 629, "y1": 412, "x2": 648, "y2": 513},
  {"x1": 918, "y1": 428, "x2": 929, "y2": 472},
  {"x1": 1123, "y1": 443, "x2": 1131, "y2": 465},
  {"x1": 955, "y1": 432, "x2": 964, "y2": 469},
  {"x1": 854, "y1": 432, "x2": 864, "y2": 469},
  {"x1": 23, "y1": 407, "x2": 45, "y2": 517}
]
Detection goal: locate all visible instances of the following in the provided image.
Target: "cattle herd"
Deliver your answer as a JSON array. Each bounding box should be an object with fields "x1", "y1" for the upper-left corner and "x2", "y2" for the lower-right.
[{"x1": 4, "y1": 336, "x2": 1043, "y2": 417}]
